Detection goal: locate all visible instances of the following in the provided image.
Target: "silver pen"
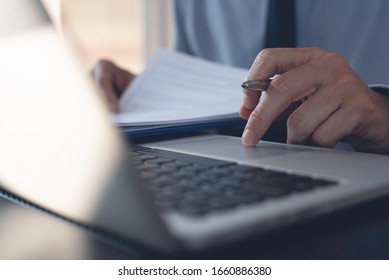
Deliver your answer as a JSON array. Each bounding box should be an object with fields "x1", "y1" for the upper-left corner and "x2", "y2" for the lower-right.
[{"x1": 241, "y1": 77, "x2": 273, "y2": 91}]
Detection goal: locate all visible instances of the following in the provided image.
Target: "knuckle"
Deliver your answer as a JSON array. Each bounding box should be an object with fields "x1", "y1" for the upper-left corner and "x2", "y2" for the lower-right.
[
  {"x1": 287, "y1": 113, "x2": 309, "y2": 134},
  {"x1": 239, "y1": 106, "x2": 251, "y2": 120},
  {"x1": 255, "y1": 48, "x2": 275, "y2": 64},
  {"x1": 268, "y1": 74, "x2": 293, "y2": 96},
  {"x1": 310, "y1": 132, "x2": 334, "y2": 148},
  {"x1": 316, "y1": 52, "x2": 359, "y2": 88},
  {"x1": 322, "y1": 52, "x2": 349, "y2": 69},
  {"x1": 338, "y1": 73, "x2": 358, "y2": 86},
  {"x1": 307, "y1": 47, "x2": 326, "y2": 59},
  {"x1": 310, "y1": 47, "x2": 325, "y2": 54},
  {"x1": 249, "y1": 109, "x2": 268, "y2": 128},
  {"x1": 296, "y1": 47, "x2": 326, "y2": 63}
]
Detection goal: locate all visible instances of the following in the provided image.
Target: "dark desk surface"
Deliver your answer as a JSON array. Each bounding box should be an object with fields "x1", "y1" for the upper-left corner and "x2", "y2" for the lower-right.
[
  {"x1": 2, "y1": 188, "x2": 389, "y2": 259},
  {"x1": 1, "y1": 126, "x2": 389, "y2": 259},
  {"x1": 0, "y1": 195, "x2": 130, "y2": 259}
]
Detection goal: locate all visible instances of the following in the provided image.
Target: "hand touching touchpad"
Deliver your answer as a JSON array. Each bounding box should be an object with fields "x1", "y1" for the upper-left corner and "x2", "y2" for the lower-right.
[{"x1": 149, "y1": 135, "x2": 317, "y2": 162}]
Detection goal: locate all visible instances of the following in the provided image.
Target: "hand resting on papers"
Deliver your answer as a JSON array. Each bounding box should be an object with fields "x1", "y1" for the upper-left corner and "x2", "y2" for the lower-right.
[{"x1": 92, "y1": 59, "x2": 136, "y2": 113}]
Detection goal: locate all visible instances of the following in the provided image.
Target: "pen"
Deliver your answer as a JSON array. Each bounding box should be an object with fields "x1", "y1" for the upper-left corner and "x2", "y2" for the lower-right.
[{"x1": 241, "y1": 78, "x2": 273, "y2": 91}]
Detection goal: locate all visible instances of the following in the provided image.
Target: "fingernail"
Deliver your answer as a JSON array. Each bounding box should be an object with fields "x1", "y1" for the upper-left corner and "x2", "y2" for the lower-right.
[{"x1": 242, "y1": 129, "x2": 257, "y2": 146}]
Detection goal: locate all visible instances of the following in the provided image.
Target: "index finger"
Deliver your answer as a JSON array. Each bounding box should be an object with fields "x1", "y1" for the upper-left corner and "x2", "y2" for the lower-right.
[
  {"x1": 242, "y1": 49, "x2": 328, "y2": 146},
  {"x1": 99, "y1": 79, "x2": 120, "y2": 113}
]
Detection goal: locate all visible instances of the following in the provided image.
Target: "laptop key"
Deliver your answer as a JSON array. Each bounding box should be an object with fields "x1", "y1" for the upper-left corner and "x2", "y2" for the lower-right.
[
  {"x1": 128, "y1": 149, "x2": 338, "y2": 216},
  {"x1": 145, "y1": 157, "x2": 175, "y2": 165},
  {"x1": 161, "y1": 160, "x2": 192, "y2": 169},
  {"x1": 245, "y1": 183, "x2": 291, "y2": 197}
]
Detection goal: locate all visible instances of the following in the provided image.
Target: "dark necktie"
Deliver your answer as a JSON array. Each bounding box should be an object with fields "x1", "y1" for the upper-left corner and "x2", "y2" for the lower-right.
[
  {"x1": 265, "y1": 0, "x2": 296, "y2": 48},
  {"x1": 262, "y1": 0, "x2": 296, "y2": 143}
]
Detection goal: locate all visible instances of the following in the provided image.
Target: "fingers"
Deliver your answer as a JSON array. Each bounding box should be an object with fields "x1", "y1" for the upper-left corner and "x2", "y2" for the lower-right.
[
  {"x1": 99, "y1": 78, "x2": 120, "y2": 113},
  {"x1": 239, "y1": 104, "x2": 253, "y2": 120},
  {"x1": 247, "y1": 48, "x2": 319, "y2": 81},
  {"x1": 92, "y1": 59, "x2": 134, "y2": 113},
  {"x1": 240, "y1": 47, "x2": 389, "y2": 153},
  {"x1": 307, "y1": 106, "x2": 359, "y2": 148},
  {"x1": 307, "y1": 88, "x2": 389, "y2": 153},
  {"x1": 92, "y1": 60, "x2": 120, "y2": 112},
  {"x1": 239, "y1": 89, "x2": 261, "y2": 120},
  {"x1": 242, "y1": 57, "x2": 326, "y2": 146},
  {"x1": 242, "y1": 48, "x2": 321, "y2": 113},
  {"x1": 242, "y1": 89, "x2": 289, "y2": 146},
  {"x1": 286, "y1": 86, "x2": 341, "y2": 144}
]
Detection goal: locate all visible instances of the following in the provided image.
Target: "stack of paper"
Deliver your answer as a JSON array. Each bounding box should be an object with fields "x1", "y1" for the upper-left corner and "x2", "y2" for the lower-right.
[{"x1": 113, "y1": 49, "x2": 249, "y2": 137}]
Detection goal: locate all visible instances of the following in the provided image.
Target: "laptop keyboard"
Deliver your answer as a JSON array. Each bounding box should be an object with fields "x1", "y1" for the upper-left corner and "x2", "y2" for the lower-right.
[{"x1": 129, "y1": 147, "x2": 337, "y2": 216}]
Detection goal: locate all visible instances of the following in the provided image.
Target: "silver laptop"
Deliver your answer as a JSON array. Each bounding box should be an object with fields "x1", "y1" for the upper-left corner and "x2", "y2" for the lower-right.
[{"x1": 1, "y1": 0, "x2": 389, "y2": 254}]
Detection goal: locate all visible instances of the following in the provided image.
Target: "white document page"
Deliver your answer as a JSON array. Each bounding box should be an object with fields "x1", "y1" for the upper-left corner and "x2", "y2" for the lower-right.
[{"x1": 113, "y1": 49, "x2": 249, "y2": 126}]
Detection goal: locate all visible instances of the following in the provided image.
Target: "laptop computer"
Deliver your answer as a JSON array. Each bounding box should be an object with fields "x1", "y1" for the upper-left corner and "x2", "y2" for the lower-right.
[{"x1": 1, "y1": 0, "x2": 389, "y2": 254}]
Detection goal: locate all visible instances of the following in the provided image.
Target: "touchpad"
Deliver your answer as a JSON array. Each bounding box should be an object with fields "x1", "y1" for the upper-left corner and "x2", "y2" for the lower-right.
[{"x1": 152, "y1": 136, "x2": 316, "y2": 162}]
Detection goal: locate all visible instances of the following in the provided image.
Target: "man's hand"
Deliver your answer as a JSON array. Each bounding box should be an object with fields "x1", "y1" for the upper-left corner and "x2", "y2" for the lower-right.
[
  {"x1": 92, "y1": 59, "x2": 135, "y2": 112},
  {"x1": 240, "y1": 48, "x2": 389, "y2": 153}
]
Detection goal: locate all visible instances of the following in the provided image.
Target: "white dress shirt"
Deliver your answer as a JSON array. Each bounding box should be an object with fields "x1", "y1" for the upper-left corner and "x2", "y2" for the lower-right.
[{"x1": 174, "y1": 0, "x2": 389, "y2": 85}]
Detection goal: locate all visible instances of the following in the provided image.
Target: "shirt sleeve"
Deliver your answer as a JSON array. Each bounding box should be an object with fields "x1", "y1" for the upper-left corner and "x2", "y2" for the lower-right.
[{"x1": 369, "y1": 84, "x2": 389, "y2": 97}]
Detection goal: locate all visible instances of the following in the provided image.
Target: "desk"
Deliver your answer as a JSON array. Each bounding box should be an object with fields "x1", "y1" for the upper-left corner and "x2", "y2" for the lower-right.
[
  {"x1": 0, "y1": 194, "x2": 129, "y2": 259},
  {"x1": 2, "y1": 188, "x2": 389, "y2": 259}
]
